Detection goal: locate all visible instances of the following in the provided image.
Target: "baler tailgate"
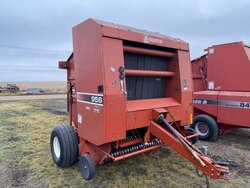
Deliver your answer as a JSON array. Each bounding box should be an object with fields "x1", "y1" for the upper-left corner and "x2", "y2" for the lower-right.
[{"x1": 150, "y1": 121, "x2": 229, "y2": 180}]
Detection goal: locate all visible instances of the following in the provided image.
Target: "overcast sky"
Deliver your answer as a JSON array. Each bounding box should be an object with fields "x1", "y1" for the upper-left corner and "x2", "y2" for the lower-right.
[{"x1": 0, "y1": 0, "x2": 250, "y2": 82}]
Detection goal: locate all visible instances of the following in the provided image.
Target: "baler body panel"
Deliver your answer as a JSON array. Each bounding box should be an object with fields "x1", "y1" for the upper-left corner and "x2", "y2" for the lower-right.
[
  {"x1": 101, "y1": 37, "x2": 127, "y2": 143},
  {"x1": 98, "y1": 19, "x2": 189, "y2": 51},
  {"x1": 72, "y1": 20, "x2": 105, "y2": 145},
  {"x1": 69, "y1": 18, "x2": 193, "y2": 146},
  {"x1": 126, "y1": 98, "x2": 181, "y2": 130},
  {"x1": 217, "y1": 91, "x2": 250, "y2": 127},
  {"x1": 177, "y1": 50, "x2": 193, "y2": 125},
  {"x1": 194, "y1": 90, "x2": 219, "y2": 117},
  {"x1": 206, "y1": 42, "x2": 250, "y2": 91},
  {"x1": 192, "y1": 42, "x2": 250, "y2": 129}
]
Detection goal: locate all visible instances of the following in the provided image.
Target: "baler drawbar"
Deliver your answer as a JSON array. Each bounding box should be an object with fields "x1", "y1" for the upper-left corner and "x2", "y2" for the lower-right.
[
  {"x1": 50, "y1": 18, "x2": 229, "y2": 182},
  {"x1": 152, "y1": 113, "x2": 228, "y2": 179}
]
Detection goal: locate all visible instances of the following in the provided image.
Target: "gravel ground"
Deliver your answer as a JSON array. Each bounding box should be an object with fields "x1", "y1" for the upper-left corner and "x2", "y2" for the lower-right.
[{"x1": 195, "y1": 128, "x2": 250, "y2": 186}]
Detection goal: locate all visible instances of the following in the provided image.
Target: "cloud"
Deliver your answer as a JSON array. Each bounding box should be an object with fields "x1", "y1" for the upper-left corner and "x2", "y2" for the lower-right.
[{"x1": 0, "y1": 0, "x2": 249, "y2": 81}]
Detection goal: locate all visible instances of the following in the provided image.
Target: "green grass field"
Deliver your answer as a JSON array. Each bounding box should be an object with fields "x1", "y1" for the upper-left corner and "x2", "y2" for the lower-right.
[{"x1": 0, "y1": 100, "x2": 247, "y2": 187}]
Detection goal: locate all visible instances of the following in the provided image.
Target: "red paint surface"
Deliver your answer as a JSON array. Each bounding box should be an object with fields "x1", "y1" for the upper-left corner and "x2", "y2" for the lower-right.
[
  {"x1": 192, "y1": 42, "x2": 250, "y2": 128},
  {"x1": 61, "y1": 18, "x2": 193, "y2": 164}
]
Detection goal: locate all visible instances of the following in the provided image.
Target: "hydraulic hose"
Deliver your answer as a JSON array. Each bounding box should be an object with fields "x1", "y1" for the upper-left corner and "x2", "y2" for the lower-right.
[{"x1": 158, "y1": 115, "x2": 206, "y2": 167}]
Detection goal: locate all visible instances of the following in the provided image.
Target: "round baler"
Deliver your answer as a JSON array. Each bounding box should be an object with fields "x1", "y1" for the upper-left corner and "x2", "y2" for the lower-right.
[{"x1": 51, "y1": 18, "x2": 229, "y2": 181}]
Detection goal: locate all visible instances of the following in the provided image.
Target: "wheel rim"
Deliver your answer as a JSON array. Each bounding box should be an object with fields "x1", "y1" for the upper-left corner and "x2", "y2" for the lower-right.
[
  {"x1": 53, "y1": 136, "x2": 61, "y2": 158},
  {"x1": 195, "y1": 122, "x2": 209, "y2": 136},
  {"x1": 82, "y1": 161, "x2": 90, "y2": 178}
]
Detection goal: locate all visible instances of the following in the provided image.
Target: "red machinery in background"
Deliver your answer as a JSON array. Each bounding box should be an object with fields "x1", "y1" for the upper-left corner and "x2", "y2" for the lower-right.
[
  {"x1": 192, "y1": 42, "x2": 250, "y2": 140},
  {"x1": 50, "y1": 18, "x2": 228, "y2": 181}
]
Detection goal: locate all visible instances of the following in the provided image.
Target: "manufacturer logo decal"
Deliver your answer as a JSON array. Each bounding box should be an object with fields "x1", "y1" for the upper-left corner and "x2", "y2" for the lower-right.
[
  {"x1": 144, "y1": 35, "x2": 163, "y2": 44},
  {"x1": 144, "y1": 36, "x2": 149, "y2": 43}
]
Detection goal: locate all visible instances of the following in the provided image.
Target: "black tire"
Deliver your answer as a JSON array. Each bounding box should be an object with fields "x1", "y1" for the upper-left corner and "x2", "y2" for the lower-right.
[
  {"x1": 50, "y1": 125, "x2": 79, "y2": 168},
  {"x1": 79, "y1": 154, "x2": 96, "y2": 180},
  {"x1": 186, "y1": 127, "x2": 198, "y2": 144},
  {"x1": 191, "y1": 114, "x2": 218, "y2": 141}
]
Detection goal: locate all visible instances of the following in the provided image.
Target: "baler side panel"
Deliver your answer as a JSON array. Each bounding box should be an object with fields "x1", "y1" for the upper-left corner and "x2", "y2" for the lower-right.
[
  {"x1": 101, "y1": 37, "x2": 127, "y2": 142},
  {"x1": 217, "y1": 91, "x2": 250, "y2": 127},
  {"x1": 207, "y1": 42, "x2": 250, "y2": 91},
  {"x1": 72, "y1": 20, "x2": 105, "y2": 145},
  {"x1": 165, "y1": 52, "x2": 181, "y2": 102},
  {"x1": 193, "y1": 91, "x2": 219, "y2": 117},
  {"x1": 177, "y1": 50, "x2": 193, "y2": 125}
]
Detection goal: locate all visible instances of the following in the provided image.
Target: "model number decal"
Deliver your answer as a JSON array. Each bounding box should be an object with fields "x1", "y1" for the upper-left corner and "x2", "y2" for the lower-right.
[
  {"x1": 194, "y1": 99, "x2": 250, "y2": 109},
  {"x1": 194, "y1": 99, "x2": 208, "y2": 104},
  {"x1": 77, "y1": 92, "x2": 103, "y2": 106},
  {"x1": 91, "y1": 96, "x2": 103, "y2": 104},
  {"x1": 240, "y1": 102, "x2": 250, "y2": 109}
]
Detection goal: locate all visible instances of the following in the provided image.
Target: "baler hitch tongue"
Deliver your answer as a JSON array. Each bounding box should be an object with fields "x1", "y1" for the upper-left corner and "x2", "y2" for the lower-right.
[
  {"x1": 158, "y1": 115, "x2": 206, "y2": 167},
  {"x1": 151, "y1": 114, "x2": 229, "y2": 180}
]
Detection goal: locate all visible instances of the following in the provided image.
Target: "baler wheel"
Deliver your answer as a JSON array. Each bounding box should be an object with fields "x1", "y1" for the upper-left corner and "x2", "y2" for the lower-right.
[
  {"x1": 191, "y1": 114, "x2": 218, "y2": 141},
  {"x1": 50, "y1": 125, "x2": 79, "y2": 168},
  {"x1": 79, "y1": 154, "x2": 95, "y2": 180}
]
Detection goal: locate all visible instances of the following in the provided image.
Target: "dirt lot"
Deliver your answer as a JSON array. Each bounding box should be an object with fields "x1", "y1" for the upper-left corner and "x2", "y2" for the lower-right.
[{"x1": 0, "y1": 100, "x2": 249, "y2": 188}]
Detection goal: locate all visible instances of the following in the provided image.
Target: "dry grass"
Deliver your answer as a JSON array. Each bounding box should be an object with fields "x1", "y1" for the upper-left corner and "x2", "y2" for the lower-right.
[{"x1": 0, "y1": 100, "x2": 248, "y2": 187}]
